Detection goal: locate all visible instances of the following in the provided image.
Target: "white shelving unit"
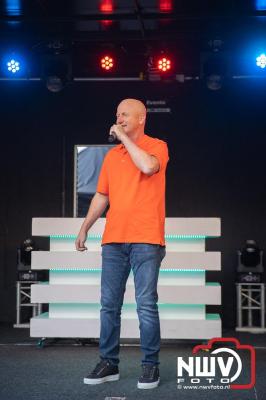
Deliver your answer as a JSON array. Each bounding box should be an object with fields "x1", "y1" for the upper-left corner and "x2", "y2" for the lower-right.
[{"x1": 30, "y1": 217, "x2": 221, "y2": 339}]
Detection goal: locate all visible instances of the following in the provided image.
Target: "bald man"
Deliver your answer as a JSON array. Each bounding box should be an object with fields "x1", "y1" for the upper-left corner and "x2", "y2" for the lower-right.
[{"x1": 76, "y1": 98, "x2": 169, "y2": 389}]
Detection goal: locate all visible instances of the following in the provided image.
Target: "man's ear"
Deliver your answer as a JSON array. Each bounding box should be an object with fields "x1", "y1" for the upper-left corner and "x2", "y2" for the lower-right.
[{"x1": 139, "y1": 114, "x2": 146, "y2": 124}]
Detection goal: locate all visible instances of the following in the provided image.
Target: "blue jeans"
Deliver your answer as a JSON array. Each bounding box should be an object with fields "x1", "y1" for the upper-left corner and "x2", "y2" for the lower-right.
[{"x1": 99, "y1": 243, "x2": 166, "y2": 366}]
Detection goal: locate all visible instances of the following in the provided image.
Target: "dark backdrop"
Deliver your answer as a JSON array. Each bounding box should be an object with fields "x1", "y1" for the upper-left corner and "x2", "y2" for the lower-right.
[{"x1": 1, "y1": 79, "x2": 266, "y2": 328}]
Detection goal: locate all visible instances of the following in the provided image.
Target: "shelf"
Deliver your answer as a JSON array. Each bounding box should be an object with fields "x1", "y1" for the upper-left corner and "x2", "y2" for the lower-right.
[{"x1": 31, "y1": 312, "x2": 221, "y2": 339}]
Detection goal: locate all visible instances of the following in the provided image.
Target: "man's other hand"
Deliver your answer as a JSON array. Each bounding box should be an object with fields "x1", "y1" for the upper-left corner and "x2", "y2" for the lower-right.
[{"x1": 75, "y1": 230, "x2": 88, "y2": 251}]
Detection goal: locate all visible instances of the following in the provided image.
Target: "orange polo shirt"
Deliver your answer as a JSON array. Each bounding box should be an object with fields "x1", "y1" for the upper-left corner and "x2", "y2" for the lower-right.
[{"x1": 97, "y1": 134, "x2": 169, "y2": 245}]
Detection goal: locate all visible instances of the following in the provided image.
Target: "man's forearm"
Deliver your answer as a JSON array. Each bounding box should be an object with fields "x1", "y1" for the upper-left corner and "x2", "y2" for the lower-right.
[
  {"x1": 80, "y1": 192, "x2": 109, "y2": 233},
  {"x1": 121, "y1": 134, "x2": 159, "y2": 175}
]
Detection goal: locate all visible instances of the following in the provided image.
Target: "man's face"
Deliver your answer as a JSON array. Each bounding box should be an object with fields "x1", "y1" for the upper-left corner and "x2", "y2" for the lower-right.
[{"x1": 116, "y1": 101, "x2": 143, "y2": 136}]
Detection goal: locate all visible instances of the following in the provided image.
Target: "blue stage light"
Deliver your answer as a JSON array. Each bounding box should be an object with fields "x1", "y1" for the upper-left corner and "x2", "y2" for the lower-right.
[
  {"x1": 5, "y1": 0, "x2": 22, "y2": 16},
  {"x1": 256, "y1": 53, "x2": 266, "y2": 69},
  {"x1": 256, "y1": 0, "x2": 266, "y2": 10},
  {"x1": 7, "y1": 58, "x2": 20, "y2": 73},
  {"x1": 2, "y1": 54, "x2": 26, "y2": 76}
]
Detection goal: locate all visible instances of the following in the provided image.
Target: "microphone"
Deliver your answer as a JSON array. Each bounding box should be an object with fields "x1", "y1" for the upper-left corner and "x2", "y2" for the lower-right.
[{"x1": 108, "y1": 131, "x2": 117, "y2": 143}]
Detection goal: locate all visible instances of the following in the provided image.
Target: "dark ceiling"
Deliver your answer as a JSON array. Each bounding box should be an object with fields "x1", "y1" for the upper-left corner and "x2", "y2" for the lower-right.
[
  {"x1": 0, "y1": 1, "x2": 266, "y2": 79},
  {"x1": 1, "y1": 1, "x2": 266, "y2": 43}
]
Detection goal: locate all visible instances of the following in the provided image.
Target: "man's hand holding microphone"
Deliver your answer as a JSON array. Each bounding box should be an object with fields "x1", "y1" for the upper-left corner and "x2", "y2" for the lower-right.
[{"x1": 108, "y1": 124, "x2": 126, "y2": 143}]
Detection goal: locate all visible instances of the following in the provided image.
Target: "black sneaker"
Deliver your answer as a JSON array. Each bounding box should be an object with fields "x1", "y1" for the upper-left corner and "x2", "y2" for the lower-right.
[
  {"x1": 137, "y1": 364, "x2": 160, "y2": 389},
  {"x1": 84, "y1": 360, "x2": 119, "y2": 385}
]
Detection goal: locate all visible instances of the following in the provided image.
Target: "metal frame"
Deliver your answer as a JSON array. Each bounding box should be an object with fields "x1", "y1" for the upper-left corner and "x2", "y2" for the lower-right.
[
  {"x1": 13, "y1": 281, "x2": 42, "y2": 328},
  {"x1": 236, "y1": 283, "x2": 266, "y2": 333}
]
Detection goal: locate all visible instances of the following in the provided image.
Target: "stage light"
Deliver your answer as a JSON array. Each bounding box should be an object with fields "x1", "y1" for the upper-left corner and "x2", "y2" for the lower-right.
[
  {"x1": 147, "y1": 54, "x2": 174, "y2": 80},
  {"x1": 99, "y1": 0, "x2": 114, "y2": 27},
  {"x1": 256, "y1": 53, "x2": 266, "y2": 69},
  {"x1": 159, "y1": 0, "x2": 173, "y2": 12},
  {"x1": 206, "y1": 74, "x2": 223, "y2": 91},
  {"x1": 7, "y1": 58, "x2": 20, "y2": 73},
  {"x1": 46, "y1": 76, "x2": 65, "y2": 93},
  {"x1": 42, "y1": 41, "x2": 72, "y2": 92},
  {"x1": 200, "y1": 44, "x2": 227, "y2": 90},
  {"x1": 5, "y1": 0, "x2": 22, "y2": 16},
  {"x1": 158, "y1": 57, "x2": 171, "y2": 72},
  {"x1": 2, "y1": 54, "x2": 25, "y2": 76},
  {"x1": 256, "y1": 0, "x2": 266, "y2": 10},
  {"x1": 237, "y1": 240, "x2": 263, "y2": 283},
  {"x1": 101, "y1": 55, "x2": 114, "y2": 71},
  {"x1": 100, "y1": 0, "x2": 114, "y2": 13}
]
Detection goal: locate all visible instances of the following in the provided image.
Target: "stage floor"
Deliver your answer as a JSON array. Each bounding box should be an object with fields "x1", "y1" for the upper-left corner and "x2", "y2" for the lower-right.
[{"x1": 0, "y1": 324, "x2": 265, "y2": 400}]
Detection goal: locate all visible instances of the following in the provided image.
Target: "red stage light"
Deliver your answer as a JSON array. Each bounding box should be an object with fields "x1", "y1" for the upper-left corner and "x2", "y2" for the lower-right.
[
  {"x1": 100, "y1": 1, "x2": 114, "y2": 27},
  {"x1": 159, "y1": 0, "x2": 173, "y2": 12},
  {"x1": 101, "y1": 56, "x2": 114, "y2": 71},
  {"x1": 100, "y1": 0, "x2": 114, "y2": 13},
  {"x1": 158, "y1": 57, "x2": 171, "y2": 72}
]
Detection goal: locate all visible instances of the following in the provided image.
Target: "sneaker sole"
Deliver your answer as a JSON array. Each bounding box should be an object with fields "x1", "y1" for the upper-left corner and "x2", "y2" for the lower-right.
[
  {"x1": 84, "y1": 374, "x2": 120, "y2": 385},
  {"x1": 137, "y1": 378, "x2": 160, "y2": 389}
]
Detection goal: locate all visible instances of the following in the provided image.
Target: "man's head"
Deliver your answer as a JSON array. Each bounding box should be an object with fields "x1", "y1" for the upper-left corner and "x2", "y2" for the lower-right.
[{"x1": 116, "y1": 98, "x2": 146, "y2": 138}]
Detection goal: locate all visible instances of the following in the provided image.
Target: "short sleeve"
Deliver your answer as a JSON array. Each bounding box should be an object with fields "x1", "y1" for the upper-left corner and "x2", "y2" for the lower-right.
[
  {"x1": 96, "y1": 154, "x2": 109, "y2": 195},
  {"x1": 149, "y1": 140, "x2": 169, "y2": 172}
]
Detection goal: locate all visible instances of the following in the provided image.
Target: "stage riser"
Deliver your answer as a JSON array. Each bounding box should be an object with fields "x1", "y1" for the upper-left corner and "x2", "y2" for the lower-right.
[
  {"x1": 30, "y1": 314, "x2": 221, "y2": 339},
  {"x1": 48, "y1": 304, "x2": 205, "y2": 319},
  {"x1": 32, "y1": 217, "x2": 221, "y2": 237},
  {"x1": 31, "y1": 284, "x2": 221, "y2": 305},
  {"x1": 49, "y1": 240, "x2": 206, "y2": 252},
  {"x1": 49, "y1": 270, "x2": 206, "y2": 285},
  {"x1": 31, "y1": 251, "x2": 221, "y2": 270}
]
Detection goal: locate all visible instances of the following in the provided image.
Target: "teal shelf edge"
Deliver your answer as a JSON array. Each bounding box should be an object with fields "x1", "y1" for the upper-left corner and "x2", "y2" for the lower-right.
[
  {"x1": 49, "y1": 234, "x2": 217, "y2": 240},
  {"x1": 48, "y1": 303, "x2": 206, "y2": 308},
  {"x1": 206, "y1": 282, "x2": 221, "y2": 286},
  {"x1": 33, "y1": 311, "x2": 221, "y2": 321},
  {"x1": 49, "y1": 268, "x2": 207, "y2": 272},
  {"x1": 38, "y1": 280, "x2": 221, "y2": 287},
  {"x1": 206, "y1": 313, "x2": 221, "y2": 320},
  {"x1": 34, "y1": 312, "x2": 49, "y2": 319}
]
